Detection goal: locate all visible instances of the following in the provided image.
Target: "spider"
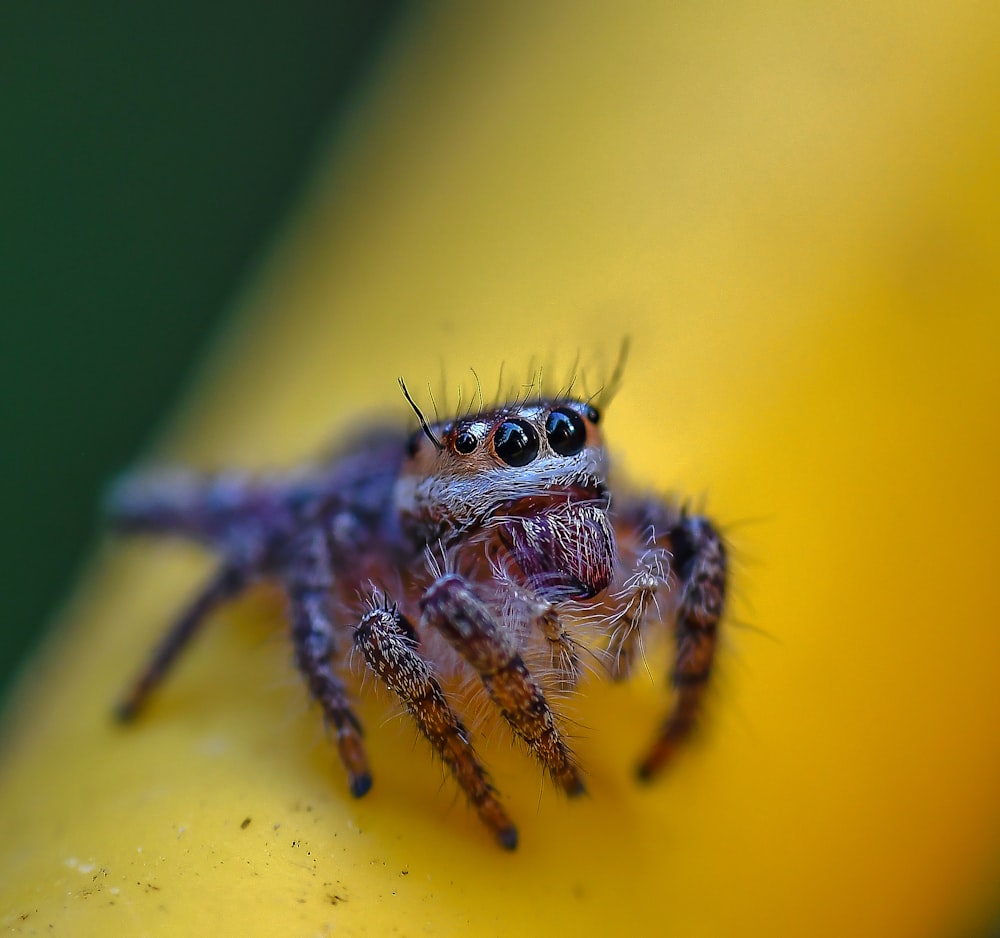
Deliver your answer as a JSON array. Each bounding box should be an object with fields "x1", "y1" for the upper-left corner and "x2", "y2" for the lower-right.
[{"x1": 107, "y1": 372, "x2": 727, "y2": 850}]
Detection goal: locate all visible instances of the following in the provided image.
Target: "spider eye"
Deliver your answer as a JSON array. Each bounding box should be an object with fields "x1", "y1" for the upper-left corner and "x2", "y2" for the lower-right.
[
  {"x1": 493, "y1": 419, "x2": 539, "y2": 467},
  {"x1": 585, "y1": 404, "x2": 600, "y2": 424},
  {"x1": 454, "y1": 428, "x2": 478, "y2": 455},
  {"x1": 545, "y1": 408, "x2": 587, "y2": 456}
]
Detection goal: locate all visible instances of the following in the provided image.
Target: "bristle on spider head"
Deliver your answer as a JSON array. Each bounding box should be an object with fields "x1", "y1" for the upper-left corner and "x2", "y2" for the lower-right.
[
  {"x1": 591, "y1": 336, "x2": 630, "y2": 409},
  {"x1": 398, "y1": 378, "x2": 444, "y2": 451},
  {"x1": 403, "y1": 340, "x2": 630, "y2": 422}
]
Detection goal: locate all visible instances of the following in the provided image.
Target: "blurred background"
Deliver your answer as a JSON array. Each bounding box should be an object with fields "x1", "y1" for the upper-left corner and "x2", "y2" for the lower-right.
[{"x1": 0, "y1": 2, "x2": 408, "y2": 699}]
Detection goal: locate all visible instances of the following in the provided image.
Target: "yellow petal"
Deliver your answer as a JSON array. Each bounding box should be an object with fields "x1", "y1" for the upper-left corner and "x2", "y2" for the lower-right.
[{"x1": 3, "y1": 3, "x2": 1000, "y2": 935}]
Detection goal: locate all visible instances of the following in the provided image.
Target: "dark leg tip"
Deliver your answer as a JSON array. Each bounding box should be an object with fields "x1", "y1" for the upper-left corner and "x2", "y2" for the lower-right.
[
  {"x1": 113, "y1": 700, "x2": 139, "y2": 723},
  {"x1": 350, "y1": 773, "x2": 373, "y2": 799},
  {"x1": 496, "y1": 825, "x2": 519, "y2": 851},
  {"x1": 565, "y1": 776, "x2": 588, "y2": 798},
  {"x1": 636, "y1": 758, "x2": 661, "y2": 784}
]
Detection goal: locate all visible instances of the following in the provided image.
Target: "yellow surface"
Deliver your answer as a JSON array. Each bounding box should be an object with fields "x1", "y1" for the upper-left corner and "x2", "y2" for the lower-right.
[{"x1": 3, "y1": 3, "x2": 1000, "y2": 935}]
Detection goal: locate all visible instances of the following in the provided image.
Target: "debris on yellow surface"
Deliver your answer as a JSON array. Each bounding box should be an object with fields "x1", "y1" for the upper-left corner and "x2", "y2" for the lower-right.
[{"x1": 3, "y1": 3, "x2": 1000, "y2": 935}]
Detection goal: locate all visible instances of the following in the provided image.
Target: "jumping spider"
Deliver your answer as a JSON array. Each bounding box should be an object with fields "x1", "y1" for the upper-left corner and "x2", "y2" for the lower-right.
[{"x1": 108, "y1": 376, "x2": 727, "y2": 850}]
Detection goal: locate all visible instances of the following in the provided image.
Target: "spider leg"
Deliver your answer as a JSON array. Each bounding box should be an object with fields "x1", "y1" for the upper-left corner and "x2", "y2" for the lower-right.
[
  {"x1": 355, "y1": 603, "x2": 518, "y2": 850},
  {"x1": 105, "y1": 468, "x2": 336, "y2": 560},
  {"x1": 535, "y1": 604, "x2": 582, "y2": 691},
  {"x1": 421, "y1": 574, "x2": 585, "y2": 796},
  {"x1": 115, "y1": 563, "x2": 250, "y2": 721},
  {"x1": 285, "y1": 531, "x2": 370, "y2": 797},
  {"x1": 106, "y1": 469, "x2": 263, "y2": 542},
  {"x1": 606, "y1": 543, "x2": 670, "y2": 681},
  {"x1": 618, "y1": 503, "x2": 727, "y2": 781},
  {"x1": 498, "y1": 579, "x2": 581, "y2": 691}
]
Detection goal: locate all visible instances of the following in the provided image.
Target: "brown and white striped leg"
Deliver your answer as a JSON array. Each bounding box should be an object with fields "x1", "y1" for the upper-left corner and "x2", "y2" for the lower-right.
[
  {"x1": 287, "y1": 531, "x2": 370, "y2": 797},
  {"x1": 421, "y1": 574, "x2": 585, "y2": 796},
  {"x1": 637, "y1": 514, "x2": 727, "y2": 780},
  {"x1": 289, "y1": 588, "x2": 371, "y2": 797},
  {"x1": 355, "y1": 601, "x2": 518, "y2": 850}
]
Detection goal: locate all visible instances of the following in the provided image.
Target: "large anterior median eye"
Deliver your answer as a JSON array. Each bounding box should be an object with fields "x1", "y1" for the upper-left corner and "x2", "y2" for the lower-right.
[
  {"x1": 493, "y1": 419, "x2": 540, "y2": 466},
  {"x1": 545, "y1": 408, "x2": 587, "y2": 456}
]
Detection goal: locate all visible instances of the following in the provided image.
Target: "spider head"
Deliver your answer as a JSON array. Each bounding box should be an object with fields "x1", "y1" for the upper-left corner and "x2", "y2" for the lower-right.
[{"x1": 395, "y1": 396, "x2": 610, "y2": 541}]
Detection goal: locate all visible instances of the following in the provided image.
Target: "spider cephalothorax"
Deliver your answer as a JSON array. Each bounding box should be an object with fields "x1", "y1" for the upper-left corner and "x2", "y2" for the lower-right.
[
  {"x1": 396, "y1": 396, "x2": 613, "y2": 600},
  {"x1": 109, "y1": 378, "x2": 727, "y2": 849}
]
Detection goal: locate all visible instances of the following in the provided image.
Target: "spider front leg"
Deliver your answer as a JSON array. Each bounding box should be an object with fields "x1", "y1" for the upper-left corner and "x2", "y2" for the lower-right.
[
  {"x1": 615, "y1": 501, "x2": 727, "y2": 781},
  {"x1": 285, "y1": 530, "x2": 371, "y2": 797},
  {"x1": 355, "y1": 600, "x2": 518, "y2": 850},
  {"x1": 421, "y1": 574, "x2": 586, "y2": 796}
]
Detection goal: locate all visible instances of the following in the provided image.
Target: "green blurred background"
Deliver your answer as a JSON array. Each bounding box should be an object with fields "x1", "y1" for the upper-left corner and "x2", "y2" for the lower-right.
[{"x1": 0, "y1": 2, "x2": 407, "y2": 701}]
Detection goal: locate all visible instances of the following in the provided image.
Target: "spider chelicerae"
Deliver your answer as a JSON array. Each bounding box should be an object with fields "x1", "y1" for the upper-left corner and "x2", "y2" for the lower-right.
[{"x1": 108, "y1": 372, "x2": 727, "y2": 850}]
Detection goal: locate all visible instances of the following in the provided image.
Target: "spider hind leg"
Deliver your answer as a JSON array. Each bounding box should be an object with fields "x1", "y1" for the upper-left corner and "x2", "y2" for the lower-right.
[{"x1": 114, "y1": 563, "x2": 250, "y2": 721}]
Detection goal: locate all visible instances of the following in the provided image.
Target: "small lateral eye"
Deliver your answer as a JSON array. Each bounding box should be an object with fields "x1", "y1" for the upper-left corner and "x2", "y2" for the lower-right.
[
  {"x1": 545, "y1": 408, "x2": 587, "y2": 456},
  {"x1": 454, "y1": 428, "x2": 478, "y2": 455},
  {"x1": 493, "y1": 419, "x2": 540, "y2": 467},
  {"x1": 585, "y1": 404, "x2": 600, "y2": 424}
]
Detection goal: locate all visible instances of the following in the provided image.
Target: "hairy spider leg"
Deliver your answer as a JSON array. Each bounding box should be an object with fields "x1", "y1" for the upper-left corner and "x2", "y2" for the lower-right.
[
  {"x1": 115, "y1": 563, "x2": 250, "y2": 721},
  {"x1": 498, "y1": 579, "x2": 582, "y2": 691},
  {"x1": 420, "y1": 574, "x2": 586, "y2": 796},
  {"x1": 606, "y1": 599, "x2": 647, "y2": 681},
  {"x1": 286, "y1": 530, "x2": 371, "y2": 797},
  {"x1": 634, "y1": 511, "x2": 727, "y2": 780},
  {"x1": 355, "y1": 604, "x2": 518, "y2": 850},
  {"x1": 105, "y1": 469, "x2": 271, "y2": 544},
  {"x1": 606, "y1": 542, "x2": 670, "y2": 681},
  {"x1": 536, "y1": 605, "x2": 583, "y2": 691}
]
